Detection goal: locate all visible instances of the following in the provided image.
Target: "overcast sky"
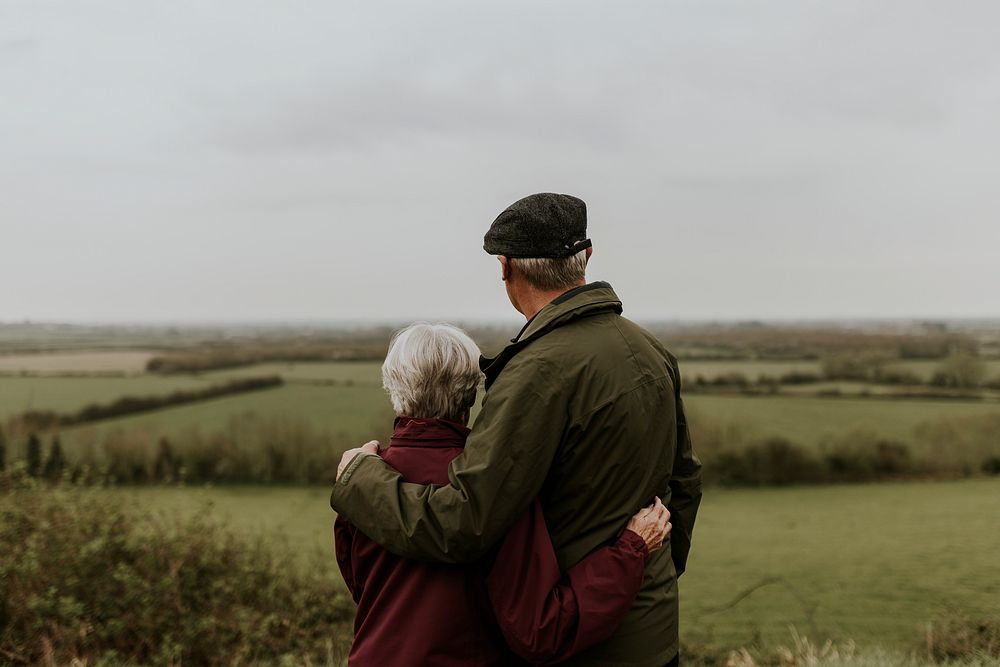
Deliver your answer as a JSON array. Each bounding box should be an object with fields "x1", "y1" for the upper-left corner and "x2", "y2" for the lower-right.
[{"x1": 2, "y1": 0, "x2": 998, "y2": 324}]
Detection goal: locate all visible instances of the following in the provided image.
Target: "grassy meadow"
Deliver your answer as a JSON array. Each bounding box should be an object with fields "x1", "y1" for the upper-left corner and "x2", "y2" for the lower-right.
[
  {"x1": 96, "y1": 478, "x2": 1000, "y2": 652},
  {"x1": 0, "y1": 374, "x2": 215, "y2": 420},
  {"x1": 3, "y1": 358, "x2": 996, "y2": 456},
  {"x1": 684, "y1": 393, "x2": 1000, "y2": 448},
  {"x1": 681, "y1": 358, "x2": 1000, "y2": 383},
  {"x1": 2, "y1": 327, "x2": 1000, "y2": 662}
]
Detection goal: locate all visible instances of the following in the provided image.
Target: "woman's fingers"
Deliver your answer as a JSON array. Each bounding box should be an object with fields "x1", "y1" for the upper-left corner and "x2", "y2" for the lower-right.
[{"x1": 625, "y1": 497, "x2": 673, "y2": 554}]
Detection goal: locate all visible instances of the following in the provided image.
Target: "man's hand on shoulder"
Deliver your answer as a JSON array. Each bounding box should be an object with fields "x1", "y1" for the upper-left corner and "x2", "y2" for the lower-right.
[{"x1": 336, "y1": 440, "x2": 380, "y2": 482}]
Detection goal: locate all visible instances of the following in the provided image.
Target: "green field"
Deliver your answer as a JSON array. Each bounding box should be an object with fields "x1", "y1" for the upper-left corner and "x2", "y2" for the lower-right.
[
  {"x1": 4, "y1": 352, "x2": 1000, "y2": 660},
  {"x1": 0, "y1": 350, "x2": 154, "y2": 374},
  {"x1": 0, "y1": 375, "x2": 214, "y2": 420},
  {"x1": 892, "y1": 358, "x2": 1000, "y2": 383},
  {"x1": 684, "y1": 394, "x2": 1000, "y2": 448},
  {"x1": 204, "y1": 361, "x2": 383, "y2": 385},
  {"x1": 0, "y1": 359, "x2": 993, "y2": 461},
  {"x1": 58, "y1": 376, "x2": 999, "y2": 456},
  {"x1": 59, "y1": 383, "x2": 394, "y2": 446},
  {"x1": 668, "y1": 358, "x2": 1000, "y2": 383},
  {"x1": 99, "y1": 478, "x2": 1000, "y2": 651},
  {"x1": 681, "y1": 359, "x2": 824, "y2": 380}
]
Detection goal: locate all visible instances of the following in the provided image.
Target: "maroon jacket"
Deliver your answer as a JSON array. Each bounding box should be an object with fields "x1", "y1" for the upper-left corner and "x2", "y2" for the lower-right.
[{"x1": 334, "y1": 417, "x2": 649, "y2": 667}]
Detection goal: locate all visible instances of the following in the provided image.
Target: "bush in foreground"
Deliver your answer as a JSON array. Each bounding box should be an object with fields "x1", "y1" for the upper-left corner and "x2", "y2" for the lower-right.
[
  {"x1": 0, "y1": 476, "x2": 354, "y2": 665},
  {"x1": 924, "y1": 614, "x2": 1000, "y2": 662},
  {"x1": 683, "y1": 624, "x2": 1000, "y2": 666}
]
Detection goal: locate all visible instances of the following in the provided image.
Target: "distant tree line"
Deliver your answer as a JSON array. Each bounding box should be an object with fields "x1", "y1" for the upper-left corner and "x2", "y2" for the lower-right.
[
  {"x1": 146, "y1": 345, "x2": 389, "y2": 374},
  {"x1": 652, "y1": 326, "x2": 977, "y2": 362},
  {"x1": 3, "y1": 410, "x2": 998, "y2": 488},
  {"x1": 13, "y1": 376, "x2": 283, "y2": 429},
  {"x1": 12, "y1": 433, "x2": 68, "y2": 481},
  {"x1": 0, "y1": 412, "x2": 379, "y2": 486},
  {"x1": 686, "y1": 352, "x2": 997, "y2": 396}
]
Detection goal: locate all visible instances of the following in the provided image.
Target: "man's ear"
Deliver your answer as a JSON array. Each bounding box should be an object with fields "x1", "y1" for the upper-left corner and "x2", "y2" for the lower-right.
[
  {"x1": 498, "y1": 256, "x2": 510, "y2": 282},
  {"x1": 585, "y1": 247, "x2": 593, "y2": 261}
]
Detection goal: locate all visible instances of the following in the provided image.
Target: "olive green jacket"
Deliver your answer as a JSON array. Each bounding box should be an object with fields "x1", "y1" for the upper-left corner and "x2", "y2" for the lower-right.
[{"x1": 331, "y1": 282, "x2": 703, "y2": 667}]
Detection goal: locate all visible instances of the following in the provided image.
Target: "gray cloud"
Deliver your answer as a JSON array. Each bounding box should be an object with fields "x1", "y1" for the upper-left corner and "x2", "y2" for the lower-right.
[{"x1": 1, "y1": 0, "x2": 998, "y2": 322}]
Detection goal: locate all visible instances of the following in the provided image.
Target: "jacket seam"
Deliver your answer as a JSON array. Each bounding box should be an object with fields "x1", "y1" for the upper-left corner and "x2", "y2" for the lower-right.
[
  {"x1": 339, "y1": 452, "x2": 378, "y2": 484},
  {"x1": 611, "y1": 317, "x2": 643, "y2": 379},
  {"x1": 571, "y1": 373, "x2": 671, "y2": 427}
]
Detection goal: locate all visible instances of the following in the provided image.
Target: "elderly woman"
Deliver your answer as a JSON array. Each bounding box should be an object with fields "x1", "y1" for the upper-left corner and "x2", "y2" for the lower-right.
[{"x1": 335, "y1": 323, "x2": 670, "y2": 667}]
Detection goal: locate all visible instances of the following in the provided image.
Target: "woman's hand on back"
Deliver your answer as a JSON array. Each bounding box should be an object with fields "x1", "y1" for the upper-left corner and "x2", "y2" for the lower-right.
[{"x1": 626, "y1": 497, "x2": 671, "y2": 554}]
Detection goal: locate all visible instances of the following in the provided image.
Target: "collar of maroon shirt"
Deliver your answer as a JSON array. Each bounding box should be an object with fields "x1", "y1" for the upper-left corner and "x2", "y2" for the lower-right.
[{"x1": 389, "y1": 416, "x2": 471, "y2": 449}]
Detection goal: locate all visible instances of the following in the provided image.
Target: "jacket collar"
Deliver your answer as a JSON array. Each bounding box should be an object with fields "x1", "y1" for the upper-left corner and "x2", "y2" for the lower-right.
[
  {"x1": 389, "y1": 415, "x2": 471, "y2": 449},
  {"x1": 480, "y1": 281, "x2": 623, "y2": 390}
]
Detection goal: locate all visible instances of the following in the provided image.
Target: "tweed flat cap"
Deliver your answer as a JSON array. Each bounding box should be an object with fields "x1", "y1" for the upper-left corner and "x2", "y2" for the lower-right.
[{"x1": 483, "y1": 193, "x2": 591, "y2": 259}]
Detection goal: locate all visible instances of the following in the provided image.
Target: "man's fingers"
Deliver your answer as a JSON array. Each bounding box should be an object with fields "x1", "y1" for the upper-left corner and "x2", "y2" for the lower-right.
[{"x1": 335, "y1": 441, "x2": 381, "y2": 482}]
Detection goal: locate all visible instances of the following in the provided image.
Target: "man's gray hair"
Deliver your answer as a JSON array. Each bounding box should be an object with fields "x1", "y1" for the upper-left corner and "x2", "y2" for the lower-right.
[
  {"x1": 509, "y1": 249, "x2": 588, "y2": 291},
  {"x1": 382, "y1": 323, "x2": 482, "y2": 422}
]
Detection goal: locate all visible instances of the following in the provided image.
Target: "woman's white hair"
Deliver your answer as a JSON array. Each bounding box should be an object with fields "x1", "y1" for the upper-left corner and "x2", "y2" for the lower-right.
[{"x1": 382, "y1": 323, "x2": 483, "y2": 422}]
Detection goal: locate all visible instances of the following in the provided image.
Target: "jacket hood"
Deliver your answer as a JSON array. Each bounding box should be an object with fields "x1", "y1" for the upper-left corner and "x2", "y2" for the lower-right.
[{"x1": 481, "y1": 281, "x2": 623, "y2": 389}]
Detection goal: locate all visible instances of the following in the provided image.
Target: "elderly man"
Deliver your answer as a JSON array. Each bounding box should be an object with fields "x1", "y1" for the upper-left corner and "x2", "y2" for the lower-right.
[{"x1": 333, "y1": 193, "x2": 702, "y2": 667}]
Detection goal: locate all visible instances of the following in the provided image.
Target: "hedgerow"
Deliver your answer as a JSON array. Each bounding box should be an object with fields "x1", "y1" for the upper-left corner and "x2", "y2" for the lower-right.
[{"x1": 0, "y1": 475, "x2": 354, "y2": 666}]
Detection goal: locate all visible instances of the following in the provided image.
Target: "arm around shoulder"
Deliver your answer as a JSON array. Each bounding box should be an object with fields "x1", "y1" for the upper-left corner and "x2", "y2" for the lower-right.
[{"x1": 330, "y1": 355, "x2": 570, "y2": 563}]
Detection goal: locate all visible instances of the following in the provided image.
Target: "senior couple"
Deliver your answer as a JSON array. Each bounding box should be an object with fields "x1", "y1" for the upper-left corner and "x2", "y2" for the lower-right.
[{"x1": 332, "y1": 193, "x2": 703, "y2": 667}]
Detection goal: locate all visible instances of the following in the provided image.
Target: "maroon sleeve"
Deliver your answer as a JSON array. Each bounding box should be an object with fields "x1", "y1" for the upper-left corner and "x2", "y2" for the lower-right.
[
  {"x1": 485, "y1": 500, "x2": 649, "y2": 665},
  {"x1": 334, "y1": 516, "x2": 361, "y2": 603}
]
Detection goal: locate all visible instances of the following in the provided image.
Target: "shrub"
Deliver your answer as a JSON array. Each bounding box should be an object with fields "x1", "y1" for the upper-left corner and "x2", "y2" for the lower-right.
[
  {"x1": 685, "y1": 410, "x2": 757, "y2": 464},
  {"x1": 821, "y1": 352, "x2": 892, "y2": 381},
  {"x1": 42, "y1": 436, "x2": 67, "y2": 480},
  {"x1": 930, "y1": 353, "x2": 987, "y2": 389},
  {"x1": 152, "y1": 437, "x2": 182, "y2": 482},
  {"x1": 3, "y1": 410, "x2": 390, "y2": 487},
  {"x1": 25, "y1": 433, "x2": 42, "y2": 477},
  {"x1": 898, "y1": 338, "x2": 957, "y2": 359},
  {"x1": 712, "y1": 372, "x2": 751, "y2": 388},
  {"x1": 923, "y1": 613, "x2": 1000, "y2": 661},
  {"x1": 982, "y1": 457, "x2": 1000, "y2": 476},
  {"x1": 823, "y1": 439, "x2": 913, "y2": 482},
  {"x1": 874, "y1": 366, "x2": 923, "y2": 385},
  {"x1": 705, "y1": 433, "x2": 931, "y2": 487},
  {"x1": 0, "y1": 479, "x2": 354, "y2": 665},
  {"x1": 714, "y1": 438, "x2": 824, "y2": 486},
  {"x1": 98, "y1": 429, "x2": 154, "y2": 484},
  {"x1": 913, "y1": 413, "x2": 1000, "y2": 474},
  {"x1": 778, "y1": 371, "x2": 821, "y2": 385}
]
